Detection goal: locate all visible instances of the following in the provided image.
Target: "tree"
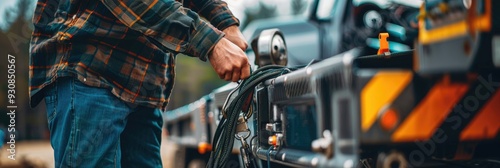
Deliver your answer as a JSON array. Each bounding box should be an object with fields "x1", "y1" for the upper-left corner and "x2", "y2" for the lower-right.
[
  {"x1": 166, "y1": 55, "x2": 227, "y2": 110},
  {"x1": 0, "y1": 0, "x2": 47, "y2": 140}
]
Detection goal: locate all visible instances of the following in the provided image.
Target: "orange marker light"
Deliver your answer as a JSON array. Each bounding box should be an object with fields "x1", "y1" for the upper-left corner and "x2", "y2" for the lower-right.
[
  {"x1": 268, "y1": 135, "x2": 277, "y2": 146},
  {"x1": 198, "y1": 142, "x2": 212, "y2": 154},
  {"x1": 380, "y1": 108, "x2": 398, "y2": 131},
  {"x1": 378, "y1": 33, "x2": 390, "y2": 55}
]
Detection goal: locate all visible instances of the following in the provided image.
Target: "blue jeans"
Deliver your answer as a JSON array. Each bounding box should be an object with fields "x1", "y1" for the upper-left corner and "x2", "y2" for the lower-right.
[{"x1": 44, "y1": 77, "x2": 163, "y2": 168}]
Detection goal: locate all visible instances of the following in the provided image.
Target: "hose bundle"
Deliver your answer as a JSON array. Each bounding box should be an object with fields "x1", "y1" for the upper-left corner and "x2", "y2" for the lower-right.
[{"x1": 207, "y1": 65, "x2": 297, "y2": 168}]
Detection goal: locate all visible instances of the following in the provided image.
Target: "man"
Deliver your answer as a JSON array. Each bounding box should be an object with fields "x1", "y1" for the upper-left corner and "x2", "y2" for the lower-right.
[{"x1": 29, "y1": 0, "x2": 250, "y2": 167}]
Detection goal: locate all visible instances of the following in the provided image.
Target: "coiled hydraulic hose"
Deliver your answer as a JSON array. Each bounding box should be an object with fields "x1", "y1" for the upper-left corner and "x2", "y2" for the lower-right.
[{"x1": 207, "y1": 65, "x2": 298, "y2": 168}]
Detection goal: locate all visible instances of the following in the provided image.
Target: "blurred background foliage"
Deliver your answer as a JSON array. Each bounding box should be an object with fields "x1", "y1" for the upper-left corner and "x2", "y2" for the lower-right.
[{"x1": 0, "y1": 0, "x2": 311, "y2": 140}]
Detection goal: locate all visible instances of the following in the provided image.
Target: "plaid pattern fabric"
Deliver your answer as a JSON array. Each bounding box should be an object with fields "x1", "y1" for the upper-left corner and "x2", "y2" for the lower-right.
[{"x1": 30, "y1": 0, "x2": 239, "y2": 110}]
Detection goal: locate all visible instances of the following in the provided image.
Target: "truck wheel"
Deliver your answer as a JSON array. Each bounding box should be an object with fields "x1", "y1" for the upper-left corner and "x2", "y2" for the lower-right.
[
  {"x1": 377, "y1": 151, "x2": 408, "y2": 168},
  {"x1": 188, "y1": 159, "x2": 206, "y2": 168}
]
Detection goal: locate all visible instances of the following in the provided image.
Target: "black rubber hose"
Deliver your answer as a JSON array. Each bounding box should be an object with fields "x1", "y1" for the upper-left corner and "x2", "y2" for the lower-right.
[
  {"x1": 216, "y1": 71, "x2": 282, "y2": 167},
  {"x1": 207, "y1": 67, "x2": 291, "y2": 168}
]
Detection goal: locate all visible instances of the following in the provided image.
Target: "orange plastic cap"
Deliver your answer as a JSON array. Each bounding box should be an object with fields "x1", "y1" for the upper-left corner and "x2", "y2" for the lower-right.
[{"x1": 378, "y1": 33, "x2": 390, "y2": 55}]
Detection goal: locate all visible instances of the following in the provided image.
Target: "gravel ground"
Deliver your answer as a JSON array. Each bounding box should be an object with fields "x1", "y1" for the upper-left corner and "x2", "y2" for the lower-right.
[{"x1": 0, "y1": 134, "x2": 177, "y2": 168}]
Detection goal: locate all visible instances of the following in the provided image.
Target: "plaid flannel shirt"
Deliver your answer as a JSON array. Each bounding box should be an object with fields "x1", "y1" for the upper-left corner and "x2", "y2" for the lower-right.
[{"x1": 29, "y1": 0, "x2": 239, "y2": 110}]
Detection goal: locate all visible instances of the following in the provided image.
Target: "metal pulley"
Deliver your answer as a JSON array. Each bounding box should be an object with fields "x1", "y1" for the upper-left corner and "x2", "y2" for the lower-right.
[{"x1": 251, "y1": 29, "x2": 288, "y2": 67}]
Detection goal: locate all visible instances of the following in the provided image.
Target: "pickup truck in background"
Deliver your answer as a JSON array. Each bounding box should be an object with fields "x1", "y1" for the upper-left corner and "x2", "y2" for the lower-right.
[{"x1": 242, "y1": 0, "x2": 421, "y2": 66}]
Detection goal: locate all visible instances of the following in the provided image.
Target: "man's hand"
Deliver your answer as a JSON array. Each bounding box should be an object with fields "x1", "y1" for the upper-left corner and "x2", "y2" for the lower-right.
[
  {"x1": 209, "y1": 38, "x2": 251, "y2": 82},
  {"x1": 222, "y1": 25, "x2": 248, "y2": 51}
]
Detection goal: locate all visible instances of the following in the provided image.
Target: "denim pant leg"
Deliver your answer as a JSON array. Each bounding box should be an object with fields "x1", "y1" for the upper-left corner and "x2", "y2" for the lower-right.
[
  {"x1": 45, "y1": 77, "x2": 131, "y2": 168},
  {"x1": 120, "y1": 106, "x2": 163, "y2": 168}
]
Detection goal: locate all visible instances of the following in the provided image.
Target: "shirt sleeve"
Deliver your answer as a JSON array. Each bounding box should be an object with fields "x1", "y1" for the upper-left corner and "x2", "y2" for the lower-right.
[
  {"x1": 177, "y1": 0, "x2": 240, "y2": 31},
  {"x1": 100, "y1": 0, "x2": 223, "y2": 61}
]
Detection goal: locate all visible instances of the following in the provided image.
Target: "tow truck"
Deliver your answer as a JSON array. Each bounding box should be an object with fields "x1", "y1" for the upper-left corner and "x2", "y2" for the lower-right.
[{"x1": 165, "y1": 0, "x2": 500, "y2": 167}]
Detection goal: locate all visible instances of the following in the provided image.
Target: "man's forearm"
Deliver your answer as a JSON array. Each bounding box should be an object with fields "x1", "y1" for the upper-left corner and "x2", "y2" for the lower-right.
[
  {"x1": 179, "y1": 0, "x2": 240, "y2": 30},
  {"x1": 100, "y1": 0, "x2": 223, "y2": 61}
]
